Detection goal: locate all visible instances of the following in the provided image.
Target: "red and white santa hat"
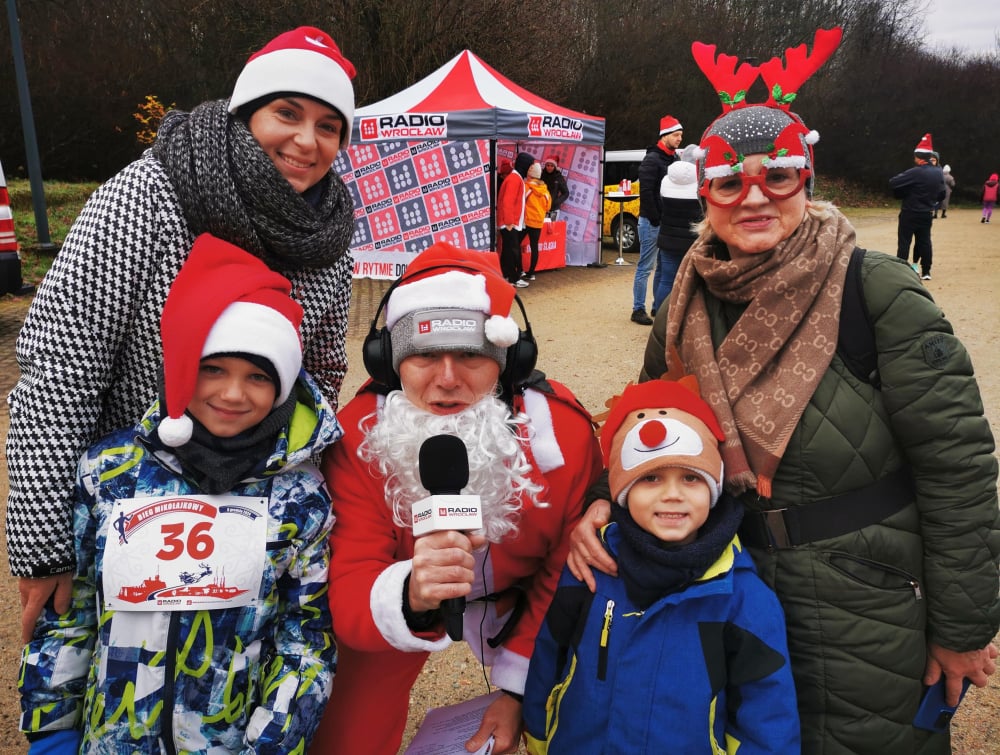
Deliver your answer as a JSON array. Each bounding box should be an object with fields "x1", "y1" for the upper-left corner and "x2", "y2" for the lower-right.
[
  {"x1": 914, "y1": 133, "x2": 935, "y2": 156},
  {"x1": 158, "y1": 234, "x2": 304, "y2": 447},
  {"x1": 659, "y1": 115, "x2": 683, "y2": 136},
  {"x1": 601, "y1": 381, "x2": 726, "y2": 507},
  {"x1": 229, "y1": 26, "x2": 357, "y2": 148},
  {"x1": 385, "y1": 242, "x2": 519, "y2": 374}
]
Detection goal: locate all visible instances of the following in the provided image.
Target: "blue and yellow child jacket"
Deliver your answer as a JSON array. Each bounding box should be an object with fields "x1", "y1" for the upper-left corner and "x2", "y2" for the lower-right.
[
  {"x1": 524, "y1": 520, "x2": 799, "y2": 754},
  {"x1": 19, "y1": 371, "x2": 340, "y2": 754}
]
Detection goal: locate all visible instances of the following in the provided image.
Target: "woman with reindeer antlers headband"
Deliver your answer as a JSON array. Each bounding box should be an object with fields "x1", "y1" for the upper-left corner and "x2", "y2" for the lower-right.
[{"x1": 568, "y1": 27, "x2": 999, "y2": 753}]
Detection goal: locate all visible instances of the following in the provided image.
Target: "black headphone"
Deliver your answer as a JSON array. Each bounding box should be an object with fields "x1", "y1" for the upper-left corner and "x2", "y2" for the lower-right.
[{"x1": 362, "y1": 263, "x2": 538, "y2": 392}]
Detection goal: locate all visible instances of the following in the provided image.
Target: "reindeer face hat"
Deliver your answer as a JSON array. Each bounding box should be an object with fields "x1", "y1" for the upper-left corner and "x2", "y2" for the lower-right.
[
  {"x1": 692, "y1": 27, "x2": 843, "y2": 197},
  {"x1": 601, "y1": 381, "x2": 726, "y2": 507}
]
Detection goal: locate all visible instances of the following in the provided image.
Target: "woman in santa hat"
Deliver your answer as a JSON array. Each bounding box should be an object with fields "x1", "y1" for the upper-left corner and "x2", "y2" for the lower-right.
[{"x1": 8, "y1": 27, "x2": 358, "y2": 645}]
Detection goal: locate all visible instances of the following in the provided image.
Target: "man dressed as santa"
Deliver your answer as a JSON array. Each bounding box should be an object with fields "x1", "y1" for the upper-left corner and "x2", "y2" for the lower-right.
[{"x1": 314, "y1": 242, "x2": 601, "y2": 754}]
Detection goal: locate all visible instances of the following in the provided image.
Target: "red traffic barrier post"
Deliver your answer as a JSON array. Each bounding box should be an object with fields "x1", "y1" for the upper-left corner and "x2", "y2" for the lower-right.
[{"x1": 1, "y1": 160, "x2": 34, "y2": 296}]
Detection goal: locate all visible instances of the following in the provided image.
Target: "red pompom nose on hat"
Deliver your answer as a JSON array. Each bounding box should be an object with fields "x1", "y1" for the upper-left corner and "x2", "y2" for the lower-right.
[
  {"x1": 157, "y1": 234, "x2": 304, "y2": 447},
  {"x1": 638, "y1": 420, "x2": 668, "y2": 448}
]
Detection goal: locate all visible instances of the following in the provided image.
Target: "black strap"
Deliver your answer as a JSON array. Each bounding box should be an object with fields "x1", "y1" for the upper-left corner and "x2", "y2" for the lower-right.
[
  {"x1": 837, "y1": 247, "x2": 880, "y2": 387},
  {"x1": 739, "y1": 467, "x2": 913, "y2": 550},
  {"x1": 475, "y1": 585, "x2": 529, "y2": 649}
]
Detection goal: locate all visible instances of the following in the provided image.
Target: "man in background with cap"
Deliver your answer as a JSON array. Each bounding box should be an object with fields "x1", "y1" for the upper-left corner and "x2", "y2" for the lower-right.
[
  {"x1": 315, "y1": 242, "x2": 602, "y2": 754},
  {"x1": 890, "y1": 133, "x2": 945, "y2": 280},
  {"x1": 632, "y1": 115, "x2": 684, "y2": 324}
]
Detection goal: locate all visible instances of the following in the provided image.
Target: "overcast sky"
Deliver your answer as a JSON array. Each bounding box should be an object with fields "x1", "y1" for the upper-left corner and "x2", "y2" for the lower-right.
[{"x1": 923, "y1": 0, "x2": 1000, "y2": 55}]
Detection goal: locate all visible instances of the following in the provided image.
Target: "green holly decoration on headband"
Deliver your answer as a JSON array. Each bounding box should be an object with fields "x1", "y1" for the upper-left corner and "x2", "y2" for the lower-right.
[
  {"x1": 722, "y1": 150, "x2": 746, "y2": 172},
  {"x1": 718, "y1": 89, "x2": 747, "y2": 107},
  {"x1": 771, "y1": 84, "x2": 797, "y2": 106},
  {"x1": 761, "y1": 146, "x2": 789, "y2": 166}
]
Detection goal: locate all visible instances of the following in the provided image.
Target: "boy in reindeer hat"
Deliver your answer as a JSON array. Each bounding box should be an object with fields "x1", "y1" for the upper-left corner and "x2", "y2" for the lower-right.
[
  {"x1": 18, "y1": 234, "x2": 340, "y2": 753},
  {"x1": 890, "y1": 132, "x2": 946, "y2": 279},
  {"x1": 524, "y1": 380, "x2": 797, "y2": 754}
]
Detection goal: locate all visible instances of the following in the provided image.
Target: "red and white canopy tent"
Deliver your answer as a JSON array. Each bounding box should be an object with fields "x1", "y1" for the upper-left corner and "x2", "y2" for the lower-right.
[{"x1": 335, "y1": 50, "x2": 606, "y2": 278}]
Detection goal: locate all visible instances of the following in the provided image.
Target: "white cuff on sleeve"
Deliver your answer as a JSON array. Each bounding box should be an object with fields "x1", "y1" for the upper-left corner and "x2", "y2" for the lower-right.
[{"x1": 371, "y1": 560, "x2": 452, "y2": 653}]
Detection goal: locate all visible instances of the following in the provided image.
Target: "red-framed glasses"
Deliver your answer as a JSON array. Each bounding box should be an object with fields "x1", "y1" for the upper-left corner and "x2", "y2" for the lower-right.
[{"x1": 700, "y1": 167, "x2": 811, "y2": 207}]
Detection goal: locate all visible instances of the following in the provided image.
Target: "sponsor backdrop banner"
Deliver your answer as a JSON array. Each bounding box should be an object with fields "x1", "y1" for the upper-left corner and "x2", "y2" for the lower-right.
[
  {"x1": 339, "y1": 141, "x2": 602, "y2": 279},
  {"x1": 337, "y1": 140, "x2": 492, "y2": 280}
]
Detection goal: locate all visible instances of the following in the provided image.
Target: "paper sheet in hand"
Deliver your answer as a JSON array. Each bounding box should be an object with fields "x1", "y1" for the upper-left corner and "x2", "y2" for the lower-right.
[{"x1": 403, "y1": 690, "x2": 503, "y2": 754}]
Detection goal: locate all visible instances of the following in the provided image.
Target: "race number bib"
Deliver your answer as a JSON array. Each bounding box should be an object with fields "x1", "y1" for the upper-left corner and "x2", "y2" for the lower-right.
[{"x1": 102, "y1": 494, "x2": 267, "y2": 612}]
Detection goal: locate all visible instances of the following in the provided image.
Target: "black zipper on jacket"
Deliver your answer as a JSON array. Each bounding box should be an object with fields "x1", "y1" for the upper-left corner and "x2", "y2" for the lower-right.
[
  {"x1": 597, "y1": 599, "x2": 614, "y2": 681},
  {"x1": 829, "y1": 552, "x2": 924, "y2": 600},
  {"x1": 161, "y1": 612, "x2": 182, "y2": 755}
]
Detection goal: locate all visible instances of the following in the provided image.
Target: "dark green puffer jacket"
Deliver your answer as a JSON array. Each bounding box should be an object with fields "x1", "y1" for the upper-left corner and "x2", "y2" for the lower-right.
[{"x1": 643, "y1": 249, "x2": 1000, "y2": 754}]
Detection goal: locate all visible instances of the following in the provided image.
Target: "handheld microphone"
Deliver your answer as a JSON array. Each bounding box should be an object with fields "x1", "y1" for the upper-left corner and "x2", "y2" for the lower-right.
[{"x1": 415, "y1": 435, "x2": 482, "y2": 641}]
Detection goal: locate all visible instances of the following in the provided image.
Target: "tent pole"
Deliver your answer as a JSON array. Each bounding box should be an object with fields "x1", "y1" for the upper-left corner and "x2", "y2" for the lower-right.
[{"x1": 489, "y1": 139, "x2": 497, "y2": 252}]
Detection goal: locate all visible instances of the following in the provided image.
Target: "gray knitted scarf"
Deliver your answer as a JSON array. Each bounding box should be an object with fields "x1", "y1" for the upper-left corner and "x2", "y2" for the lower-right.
[{"x1": 151, "y1": 99, "x2": 354, "y2": 271}]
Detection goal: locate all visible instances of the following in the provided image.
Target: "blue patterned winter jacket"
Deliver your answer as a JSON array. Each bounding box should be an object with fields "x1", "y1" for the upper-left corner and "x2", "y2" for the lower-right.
[{"x1": 19, "y1": 371, "x2": 341, "y2": 754}]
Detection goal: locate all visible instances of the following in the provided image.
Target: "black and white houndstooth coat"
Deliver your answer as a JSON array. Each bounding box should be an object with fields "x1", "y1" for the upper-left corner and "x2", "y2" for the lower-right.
[{"x1": 5, "y1": 153, "x2": 353, "y2": 577}]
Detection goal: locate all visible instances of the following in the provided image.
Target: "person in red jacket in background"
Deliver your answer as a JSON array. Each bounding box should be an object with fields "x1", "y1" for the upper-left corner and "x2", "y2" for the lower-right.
[
  {"x1": 496, "y1": 152, "x2": 535, "y2": 286},
  {"x1": 313, "y1": 242, "x2": 602, "y2": 754}
]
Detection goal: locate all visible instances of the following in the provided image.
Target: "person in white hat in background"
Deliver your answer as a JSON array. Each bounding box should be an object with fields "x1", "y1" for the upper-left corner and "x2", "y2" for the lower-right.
[
  {"x1": 523, "y1": 161, "x2": 552, "y2": 280},
  {"x1": 7, "y1": 26, "x2": 358, "y2": 642},
  {"x1": 315, "y1": 242, "x2": 602, "y2": 754},
  {"x1": 652, "y1": 153, "x2": 703, "y2": 313},
  {"x1": 524, "y1": 379, "x2": 798, "y2": 754},
  {"x1": 18, "y1": 233, "x2": 341, "y2": 753}
]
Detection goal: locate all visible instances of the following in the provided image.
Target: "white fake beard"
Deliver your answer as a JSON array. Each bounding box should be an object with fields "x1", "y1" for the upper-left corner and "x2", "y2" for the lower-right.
[{"x1": 358, "y1": 391, "x2": 545, "y2": 542}]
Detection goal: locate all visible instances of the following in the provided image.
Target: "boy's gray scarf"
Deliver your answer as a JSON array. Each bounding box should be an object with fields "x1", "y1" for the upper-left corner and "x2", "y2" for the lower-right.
[{"x1": 152, "y1": 99, "x2": 354, "y2": 271}]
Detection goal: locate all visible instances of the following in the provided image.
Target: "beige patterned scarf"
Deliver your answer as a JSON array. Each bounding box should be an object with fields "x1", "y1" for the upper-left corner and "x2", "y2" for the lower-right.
[{"x1": 665, "y1": 204, "x2": 856, "y2": 497}]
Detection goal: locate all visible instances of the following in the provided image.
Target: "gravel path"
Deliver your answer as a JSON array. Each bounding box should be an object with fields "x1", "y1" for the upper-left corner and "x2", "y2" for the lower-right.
[{"x1": 1, "y1": 206, "x2": 997, "y2": 753}]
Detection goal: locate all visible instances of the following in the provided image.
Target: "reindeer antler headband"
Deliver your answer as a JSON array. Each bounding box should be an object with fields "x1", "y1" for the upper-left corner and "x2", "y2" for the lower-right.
[{"x1": 692, "y1": 27, "x2": 843, "y2": 182}]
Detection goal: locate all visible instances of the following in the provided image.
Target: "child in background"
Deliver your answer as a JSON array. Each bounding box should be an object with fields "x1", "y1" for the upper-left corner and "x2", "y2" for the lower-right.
[
  {"x1": 18, "y1": 234, "x2": 340, "y2": 753},
  {"x1": 523, "y1": 161, "x2": 552, "y2": 281},
  {"x1": 981, "y1": 173, "x2": 998, "y2": 223},
  {"x1": 524, "y1": 380, "x2": 798, "y2": 754}
]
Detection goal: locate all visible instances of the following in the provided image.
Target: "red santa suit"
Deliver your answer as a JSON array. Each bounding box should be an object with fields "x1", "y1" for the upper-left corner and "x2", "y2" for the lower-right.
[{"x1": 316, "y1": 379, "x2": 602, "y2": 754}]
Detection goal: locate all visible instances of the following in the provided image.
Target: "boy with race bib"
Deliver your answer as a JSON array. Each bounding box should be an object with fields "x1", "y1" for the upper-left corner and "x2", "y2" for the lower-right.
[{"x1": 18, "y1": 234, "x2": 340, "y2": 753}]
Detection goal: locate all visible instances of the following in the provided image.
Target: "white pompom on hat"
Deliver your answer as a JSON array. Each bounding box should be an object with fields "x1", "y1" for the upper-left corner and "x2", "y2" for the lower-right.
[
  {"x1": 385, "y1": 242, "x2": 519, "y2": 373},
  {"x1": 601, "y1": 381, "x2": 726, "y2": 507},
  {"x1": 229, "y1": 26, "x2": 357, "y2": 148},
  {"x1": 158, "y1": 234, "x2": 304, "y2": 447}
]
